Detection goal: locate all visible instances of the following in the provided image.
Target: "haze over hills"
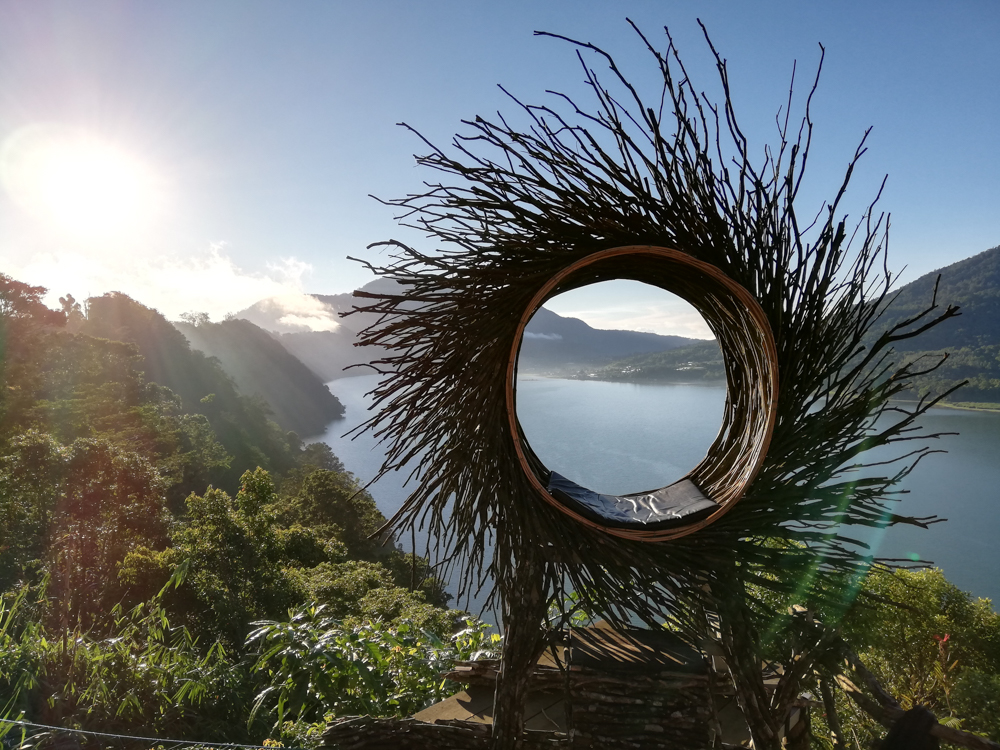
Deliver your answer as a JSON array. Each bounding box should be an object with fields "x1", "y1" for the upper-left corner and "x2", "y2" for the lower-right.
[
  {"x1": 220, "y1": 241, "x2": 1000, "y2": 404},
  {"x1": 232, "y1": 280, "x2": 707, "y2": 381},
  {"x1": 78, "y1": 292, "x2": 345, "y2": 491},
  {"x1": 517, "y1": 307, "x2": 703, "y2": 373},
  {"x1": 175, "y1": 316, "x2": 345, "y2": 436},
  {"x1": 233, "y1": 279, "x2": 396, "y2": 381}
]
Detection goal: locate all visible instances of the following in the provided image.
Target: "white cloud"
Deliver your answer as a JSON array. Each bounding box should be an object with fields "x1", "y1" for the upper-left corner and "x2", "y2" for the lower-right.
[
  {"x1": 252, "y1": 293, "x2": 341, "y2": 332},
  {"x1": 12, "y1": 244, "x2": 320, "y2": 323},
  {"x1": 523, "y1": 332, "x2": 563, "y2": 340}
]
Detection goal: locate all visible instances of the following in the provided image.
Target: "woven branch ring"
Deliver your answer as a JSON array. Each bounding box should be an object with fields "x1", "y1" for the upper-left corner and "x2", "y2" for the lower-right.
[{"x1": 504, "y1": 246, "x2": 780, "y2": 542}]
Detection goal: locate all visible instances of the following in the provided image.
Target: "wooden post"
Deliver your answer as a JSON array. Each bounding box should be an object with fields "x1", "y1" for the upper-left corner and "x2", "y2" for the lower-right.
[{"x1": 492, "y1": 545, "x2": 548, "y2": 750}]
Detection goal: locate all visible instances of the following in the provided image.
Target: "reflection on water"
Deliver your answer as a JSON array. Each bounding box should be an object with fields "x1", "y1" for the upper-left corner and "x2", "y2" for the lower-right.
[
  {"x1": 316, "y1": 375, "x2": 1000, "y2": 611},
  {"x1": 515, "y1": 378, "x2": 726, "y2": 495}
]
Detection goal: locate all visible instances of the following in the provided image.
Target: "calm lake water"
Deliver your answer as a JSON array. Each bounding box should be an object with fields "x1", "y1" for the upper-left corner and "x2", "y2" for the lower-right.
[{"x1": 315, "y1": 374, "x2": 1000, "y2": 611}]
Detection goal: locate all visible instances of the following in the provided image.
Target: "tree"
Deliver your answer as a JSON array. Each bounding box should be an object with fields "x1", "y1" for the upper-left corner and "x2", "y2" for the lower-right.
[
  {"x1": 835, "y1": 569, "x2": 1000, "y2": 741},
  {"x1": 280, "y1": 470, "x2": 385, "y2": 559},
  {"x1": 179, "y1": 311, "x2": 210, "y2": 327},
  {"x1": 0, "y1": 430, "x2": 170, "y2": 625},
  {"x1": 58, "y1": 293, "x2": 85, "y2": 332},
  {"x1": 168, "y1": 469, "x2": 297, "y2": 646},
  {"x1": 0, "y1": 274, "x2": 64, "y2": 327},
  {"x1": 0, "y1": 275, "x2": 65, "y2": 437}
]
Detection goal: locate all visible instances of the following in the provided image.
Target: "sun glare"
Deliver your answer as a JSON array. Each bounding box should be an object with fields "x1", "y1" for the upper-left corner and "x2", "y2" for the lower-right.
[{"x1": 1, "y1": 124, "x2": 162, "y2": 239}]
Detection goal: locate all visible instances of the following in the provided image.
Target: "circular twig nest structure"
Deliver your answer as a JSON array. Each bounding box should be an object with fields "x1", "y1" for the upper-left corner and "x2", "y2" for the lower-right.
[
  {"x1": 349, "y1": 24, "x2": 961, "y2": 639},
  {"x1": 506, "y1": 246, "x2": 779, "y2": 542}
]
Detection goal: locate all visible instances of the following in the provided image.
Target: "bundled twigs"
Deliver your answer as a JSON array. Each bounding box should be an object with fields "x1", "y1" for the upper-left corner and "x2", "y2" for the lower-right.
[{"x1": 348, "y1": 20, "x2": 961, "y2": 749}]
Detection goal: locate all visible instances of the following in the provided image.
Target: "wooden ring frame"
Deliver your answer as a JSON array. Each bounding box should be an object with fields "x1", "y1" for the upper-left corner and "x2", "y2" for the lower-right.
[{"x1": 505, "y1": 246, "x2": 779, "y2": 542}]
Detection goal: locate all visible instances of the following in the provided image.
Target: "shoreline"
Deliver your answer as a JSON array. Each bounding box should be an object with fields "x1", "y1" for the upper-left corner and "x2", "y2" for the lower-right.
[
  {"x1": 518, "y1": 372, "x2": 726, "y2": 387},
  {"x1": 891, "y1": 398, "x2": 1000, "y2": 414},
  {"x1": 516, "y1": 378, "x2": 1000, "y2": 413}
]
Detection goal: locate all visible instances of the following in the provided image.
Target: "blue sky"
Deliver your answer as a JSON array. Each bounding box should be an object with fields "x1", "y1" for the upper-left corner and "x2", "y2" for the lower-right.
[{"x1": 1, "y1": 0, "x2": 998, "y2": 333}]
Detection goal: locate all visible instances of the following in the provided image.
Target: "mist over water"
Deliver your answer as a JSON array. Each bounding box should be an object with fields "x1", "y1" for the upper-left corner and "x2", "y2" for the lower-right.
[{"x1": 317, "y1": 374, "x2": 1000, "y2": 615}]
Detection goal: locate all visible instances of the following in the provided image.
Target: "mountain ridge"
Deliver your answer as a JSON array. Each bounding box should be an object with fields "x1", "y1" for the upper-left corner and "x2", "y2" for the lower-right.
[{"x1": 233, "y1": 285, "x2": 707, "y2": 380}]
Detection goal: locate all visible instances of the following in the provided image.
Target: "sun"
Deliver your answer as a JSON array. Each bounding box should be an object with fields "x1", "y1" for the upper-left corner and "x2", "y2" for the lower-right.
[{"x1": 1, "y1": 124, "x2": 162, "y2": 239}]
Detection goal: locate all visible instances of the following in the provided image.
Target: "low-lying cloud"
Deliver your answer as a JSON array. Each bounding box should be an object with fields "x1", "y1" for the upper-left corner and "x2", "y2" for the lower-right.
[
  {"x1": 14, "y1": 244, "x2": 320, "y2": 323},
  {"x1": 523, "y1": 332, "x2": 563, "y2": 341},
  {"x1": 246, "y1": 293, "x2": 340, "y2": 333}
]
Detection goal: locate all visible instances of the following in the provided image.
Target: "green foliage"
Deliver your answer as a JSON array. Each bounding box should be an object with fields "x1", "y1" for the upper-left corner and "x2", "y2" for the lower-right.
[
  {"x1": 277, "y1": 468, "x2": 452, "y2": 608},
  {"x1": 167, "y1": 467, "x2": 455, "y2": 649},
  {"x1": 1, "y1": 315, "x2": 231, "y2": 507},
  {"x1": 278, "y1": 470, "x2": 385, "y2": 559},
  {"x1": 0, "y1": 274, "x2": 66, "y2": 438},
  {"x1": 0, "y1": 587, "x2": 262, "y2": 743},
  {"x1": 0, "y1": 585, "x2": 44, "y2": 720},
  {"x1": 249, "y1": 605, "x2": 499, "y2": 729},
  {"x1": 809, "y1": 568, "x2": 1000, "y2": 743},
  {"x1": 175, "y1": 316, "x2": 344, "y2": 436},
  {"x1": 80, "y1": 292, "x2": 309, "y2": 491},
  {"x1": 897, "y1": 345, "x2": 1000, "y2": 404},
  {"x1": 289, "y1": 561, "x2": 457, "y2": 635},
  {"x1": 0, "y1": 275, "x2": 473, "y2": 745},
  {"x1": 951, "y1": 668, "x2": 1000, "y2": 738},
  {"x1": 0, "y1": 431, "x2": 171, "y2": 622},
  {"x1": 846, "y1": 569, "x2": 1000, "y2": 718},
  {"x1": 584, "y1": 339, "x2": 725, "y2": 383},
  {"x1": 169, "y1": 469, "x2": 299, "y2": 646}
]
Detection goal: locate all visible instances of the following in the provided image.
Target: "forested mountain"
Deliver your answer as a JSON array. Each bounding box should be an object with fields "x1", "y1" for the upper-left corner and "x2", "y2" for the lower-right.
[
  {"x1": 174, "y1": 316, "x2": 344, "y2": 436},
  {"x1": 518, "y1": 306, "x2": 700, "y2": 372},
  {"x1": 878, "y1": 244, "x2": 1000, "y2": 352},
  {"x1": 0, "y1": 273, "x2": 481, "y2": 747},
  {"x1": 234, "y1": 279, "x2": 396, "y2": 381},
  {"x1": 582, "y1": 339, "x2": 725, "y2": 382},
  {"x1": 872, "y1": 244, "x2": 1000, "y2": 404},
  {"x1": 79, "y1": 292, "x2": 332, "y2": 490},
  {"x1": 570, "y1": 244, "x2": 1000, "y2": 400}
]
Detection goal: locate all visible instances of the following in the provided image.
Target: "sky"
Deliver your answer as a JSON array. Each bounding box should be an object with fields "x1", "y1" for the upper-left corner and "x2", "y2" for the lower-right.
[{"x1": 1, "y1": 0, "x2": 998, "y2": 336}]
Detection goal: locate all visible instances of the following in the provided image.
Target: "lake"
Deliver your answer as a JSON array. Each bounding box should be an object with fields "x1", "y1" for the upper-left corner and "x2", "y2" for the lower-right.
[{"x1": 314, "y1": 374, "x2": 1000, "y2": 611}]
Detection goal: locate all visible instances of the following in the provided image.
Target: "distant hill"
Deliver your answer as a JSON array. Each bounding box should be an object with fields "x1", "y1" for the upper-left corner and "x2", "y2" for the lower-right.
[
  {"x1": 876, "y1": 244, "x2": 1000, "y2": 352},
  {"x1": 236, "y1": 280, "x2": 703, "y2": 380},
  {"x1": 233, "y1": 280, "x2": 395, "y2": 381},
  {"x1": 517, "y1": 307, "x2": 703, "y2": 373},
  {"x1": 174, "y1": 317, "x2": 344, "y2": 436},
  {"x1": 870, "y1": 244, "x2": 1000, "y2": 405},
  {"x1": 581, "y1": 340, "x2": 725, "y2": 383},
  {"x1": 81, "y1": 293, "x2": 326, "y2": 490},
  {"x1": 239, "y1": 279, "x2": 705, "y2": 379},
  {"x1": 229, "y1": 244, "x2": 1000, "y2": 404}
]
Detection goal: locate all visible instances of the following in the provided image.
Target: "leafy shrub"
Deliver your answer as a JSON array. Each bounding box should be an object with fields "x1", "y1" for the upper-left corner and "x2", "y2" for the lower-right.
[{"x1": 249, "y1": 605, "x2": 500, "y2": 729}]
